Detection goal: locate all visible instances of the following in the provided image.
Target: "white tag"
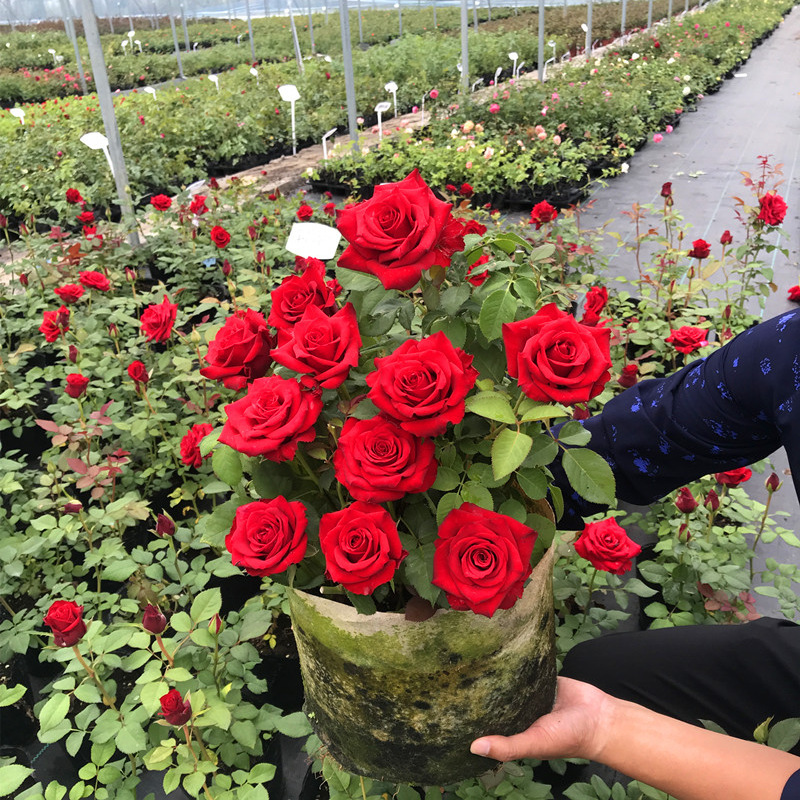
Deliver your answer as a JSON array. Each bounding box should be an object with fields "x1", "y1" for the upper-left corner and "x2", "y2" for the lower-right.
[
  {"x1": 286, "y1": 223, "x2": 342, "y2": 261},
  {"x1": 734, "y1": 73, "x2": 747, "y2": 78}
]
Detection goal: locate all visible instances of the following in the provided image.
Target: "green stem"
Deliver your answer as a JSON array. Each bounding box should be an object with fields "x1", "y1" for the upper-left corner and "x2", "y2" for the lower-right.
[
  {"x1": 580, "y1": 568, "x2": 598, "y2": 631},
  {"x1": 72, "y1": 646, "x2": 118, "y2": 710},
  {"x1": 294, "y1": 447, "x2": 319, "y2": 487},
  {"x1": 750, "y1": 491, "x2": 774, "y2": 582},
  {"x1": 155, "y1": 635, "x2": 175, "y2": 667}
]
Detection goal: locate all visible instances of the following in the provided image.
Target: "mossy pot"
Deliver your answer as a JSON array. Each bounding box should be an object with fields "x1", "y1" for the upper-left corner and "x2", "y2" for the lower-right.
[{"x1": 287, "y1": 546, "x2": 557, "y2": 786}]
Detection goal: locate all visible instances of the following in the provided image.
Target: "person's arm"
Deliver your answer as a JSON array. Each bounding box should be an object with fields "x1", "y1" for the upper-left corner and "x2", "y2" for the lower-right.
[{"x1": 471, "y1": 677, "x2": 800, "y2": 800}]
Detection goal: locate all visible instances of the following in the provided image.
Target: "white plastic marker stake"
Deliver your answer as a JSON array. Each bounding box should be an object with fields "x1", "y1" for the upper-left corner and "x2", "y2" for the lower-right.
[
  {"x1": 208, "y1": 74, "x2": 220, "y2": 92},
  {"x1": 286, "y1": 223, "x2": 342, "y2": 261},
  {"x1": 322, "y1": 127, "x2": 337, "y2": 160},
  {"x1": 375, "y1": 100, "x2": 391, "y2": 140},
  {"x1": 193, "y1": 42, "x2": 198, "y2": 51},
  {"x1": 121, "y1": 38, "x2": 128, "y2": 54},
  {"x1": 80, "y1": 131, "x2": 114, "y2": 178},
  {"x1": 384, "y1": 81, "x2": 398, "y2": 117},
  {"x1": 471, "y1": 78, "x2": 483, "y2": 92},
  {"x1": 249, "y1": 66, "x2": 259, "y2": 85},
  {"x1": 420, "y1": 91, "x2": 426, "y2": 126},
  {"x1": 48, "y1": 47, "x2": 57, "y2": 64},
  {"x1": 9, "y1": 108, "x2": 25, "y2": 124},
  {"x1": 278, "y1": 84, "x2": 301, "y2": 155},
  {"x1": 516, "y1": 60, "x2": 524, "y2": 79},
  {"x1": 143, "y1": 86, "x2": 157, "y2": 100},
  {"x1": 186, "y1": 179, "x2": 206, "y2": 196},
  {"x1": 135, "y1": 39, "x2": 143, "y2": 52},
  {"x1": 508, "y1": 51, "x2": 518, "y2": 79},
  {"x1": 237, "y1": 34, "x2": 243, "y2": 45},
  {"x1": 493, "y1": 66, "x2": 502, "y2": 86}
]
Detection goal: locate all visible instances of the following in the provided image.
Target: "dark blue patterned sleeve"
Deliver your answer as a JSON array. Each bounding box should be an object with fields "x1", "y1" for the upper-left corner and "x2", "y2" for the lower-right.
[
  {"x1": 552, "y1": 310, "x2": 800, "y2": 529},
  {"x1": 782, "y1": 769, "x2": 800, "y2": 800}
]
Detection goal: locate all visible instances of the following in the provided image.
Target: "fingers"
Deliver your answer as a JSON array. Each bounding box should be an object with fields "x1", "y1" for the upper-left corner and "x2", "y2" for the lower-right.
[{"x1": 470, "y1": 728, "x2": 553, "y2": 762}]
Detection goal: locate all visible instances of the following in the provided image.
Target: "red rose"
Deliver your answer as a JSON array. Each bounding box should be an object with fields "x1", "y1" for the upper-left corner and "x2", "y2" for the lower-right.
[
  {"x1": 151, "y1": 194, "x2": 172, "y2": 211},
  {"x1": 128, "y1": 360, "x2": 149, "y2": 388},
  {"x1": 210, "y1": 225, "x2": 231, "y2": 248},
  {"x1": 580, "y1": 285, "x2": 608, "y2": 325},
  {"x1": 574, "y1": 517, "x2": 641, "y2": 575},
  {"x1": 319, "y1": 502, "x2": 407, "y2": 595},
  {"x1": 714, "y1": 467, "x2": 752, "y2": 486},
  {"x1": 156, "y1": 513, "x2": 176, "y2": 537},
  {"x1": 66, "y1": 188, "x2": 83, "y2": 205},
  {"x1": 323, "y1": 202, "x2": 336, "y2": 217},
  {"x1": 720, "y1": 230, "x2": 733, "y2": 245},
  {"x1": 142, "y1": 605, "x2": 167, "y2": 634},
  {"x1": 529, "y1": 200, "x2": 557, "y2": 229},
  {"x1": 660, "y1": 182, "x2": 673, "y2": 198},
  {"x1": 675, "y1": 487, "x2": 698, "y2": 513},
  {"x1": 462, "y1": 219, "x2": 487, "y2": 236},
  {"x1": 466, "y1": 253, "x2": 490, "y2": 286},
  {"x1": 200, "y1": 308, "x2": 273, "y2": 390},
  {"x1": 271, "y1": 303, "x2": 361, "y2": 389},
  {"x1": 55, "y1": 283, "x2": 84, "y2": 303},
  {"x1": 336, "y1": 169, "x2": 458, "y2": 291},
  {"x1": 267, "y1": 261, "x2": 337, "y2": 331},
  {"x1": 180, "y1": 423, "x2": 214, "y2": 468},
  {"x1": 140, "y1": 295, "x2": 177, "y2": 342},
  {"x1": 366, "y1": 331, "x2": 478, "y2": 437},
  {"x1": 65, "y1": 373, "x2": 89, "y2": 398},
  {"x1": 788, "y1": 285, "x2": 800, "y2": 303},
  {"x1": 705, "y1": 488, "x2": 720, "y2": 511},
  {"x1": 333, "y1": 416, "x2": 438, "y2": 503},
  {"x1": 225, "y1": 497, "x2": 308, "y2": 577},
  {"x1": 460, "y1": 182, "x2": 474, "y2": 197},
  {"x1": 40, "y1": 305, "x2": 70, "y2": 343},
  {"x1": 79, "y1": 270, "x2": 111, "y2": 292},
  {"x1": 76, "y1": 210, "x2": 94, "y2": 224},
  {"x1": 219, "y1": 375, "x2": 322, "y2": 460},
  {"x1": 766, "y1": 473, "x2": 781, "y2": 493},
  {"x1": 189, "y1": 195, "x2": 209, "y2": 215},
  {"x1": 68, "y1": 345, "x2": 78, "y2": 363},
  {"x1": 687, "y1": 239, "x2": 711, "y2": 259},
  {"x1": 665, "y1": 326, "x2": 708, "y2": 354},
  {"x1": 757, "y1": 192, "x2": 787, "y2": 227},
  {"x1": 432, "y1": 503, "x2": 538, "y2": 618},
  {"x1": 296, "y1": 204, "x2": 314, "y2": 221},
  {"x1": 44, "y1": 600, "x2": 86, "y2": 647},
  {"x1": 617, "y1": 363, "x2": 639, "y2": 388},
  {"x1": 159, "y1": 689, "x2": 192, "y2": 726},
  {"x1": 503, "y1": 303, "x2": 612, "y2": 405}
]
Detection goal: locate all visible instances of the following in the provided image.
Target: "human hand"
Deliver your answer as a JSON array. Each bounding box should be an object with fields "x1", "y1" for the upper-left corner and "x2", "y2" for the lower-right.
[{"x1": 470, "y1": 677, "x2": 613, "y2": 762}]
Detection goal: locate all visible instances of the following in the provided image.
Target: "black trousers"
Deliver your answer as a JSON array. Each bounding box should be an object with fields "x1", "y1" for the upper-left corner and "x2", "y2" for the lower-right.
[{"x1": 561, "y1": 617, "x2": 800, "y2": 753}]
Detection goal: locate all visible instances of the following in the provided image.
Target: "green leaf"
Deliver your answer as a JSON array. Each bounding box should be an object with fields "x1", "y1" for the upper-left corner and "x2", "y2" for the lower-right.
[
  {"x1": 402, "y1": 542, "x2": 439, "y2": 605},
  {"x1": 101, "y1": 559, "x2": 138, "y2": 582},
  {"x1": 440, "y1": 284, "x2": 471, "y2": 316},
  {"x1": 171, "y1": 611, "x2": 192, "y2": 632},
  {"x1": 116, "y1": 722, "x2": 147, "y2": 754},
  {"x1": 190, "y1": 587, "x2": 222, "y2": 623},
  {"x1": 562, "y1": 448, "x2": 616, "y2": 505},
  {"x1": 479, "y1": 289, "x2": 517, "y2": 341},
  {"x1": 39, "y1": 693, "x2": 70, "y2": 732},
  {"x1": 465, "y1": 392, "x2": 516, "y2": 424},
  {"x1": 0, "y1": 764, "x2": 34, "y2": 797},
  {"x1": 512, "y1": 277, "x2": 540, "y2": 310},
  {"x1": 519, "y1": 404, "x2": 564, "y2": 423},
  {"x1": 212, "y1": 446, "x2": 243, "y2": 487},
  {"x1": 436, "y1": 493, "x2": 462, "y2": 526},
  {"x1": 249, "y1": 762, "x2": 277, "y2": 783},
  {"x1": 431, "y1": 466, "x2": 460, "y2": 492},
  {"x1": 643, "y1": 602, "x2": 669, "y2": 619},
  {"x1": 251, "y1": 461, "x2": 293, "y2": 500},
  {"x1": 461, "y1": 482, "x2": 493, "y2": 510},
  {"x1": 238, "y1": 609, "x2": 273, "y2": 641},
  {"x1": 491, "y1": 429, "x2": 533, "y2": 480},
  {"x1": 396, "y1": 786, "x2": 421, "y2": 800},
  {"x1": 768, "y1": 717, "x2": 800, "y2": 751},
  {"x1": 74, "y1": 682, "x2": 102, "y2": 704},
  {"x1": 231, "y1": 719, "x2": 258, "y2": 749},
  {"x1": 0, "y1": 683, "x2": 26, "y2": 707},
  {"x1": 428, "y1": 317, "x2": 467, "y2": 349},
  {"x1": 322, "y1": 758, "x2": 351, "y2": 793},
  {"x1": 344, "y1": 590, "x2": 377, "y2": 615},
  {"x1": 199, "y1": 427, "x2": 222, "y2": 457},
  {"x1": 517, "y1": 468, "x2": 548, "y2": 501},
  {"x1": 164, "y1": 667, "x2": 193, "y2": 682},
  {"x1": 183, "y1": 773, "x2": 207, "y2": 797},
  {"x1": 529, "y1": 242, "x2": 556, "y2": 262},
  {"x1": 274, "y1": 711, "x2": 312, "y2": 738},
  {"x1": 335, "y1": 267, "x2": 381, "y2": 292},
  {"x1": 622, "y1": 578, "x2": 658, "y2": 598},
  {"x1": 557, "y1": 421, "x2": 592, "y2": 447}
]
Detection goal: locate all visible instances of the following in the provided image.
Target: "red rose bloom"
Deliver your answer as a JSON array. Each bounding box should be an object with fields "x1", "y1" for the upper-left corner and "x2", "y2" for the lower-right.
[
  {"x1": 219, "y1": 375, "x2": 323, "y2": 460},
  {"x1": 189, "y1": 195, "x2": 209, "y2": 215},
  {"x1": 460, "y1": 182, "x2": 474, "y2": 197},
  {"x1": 200, "y1": 308, "x2": 273, "y2": 390},
  {"x1": 788, "y1": 285, "x2": 800, "y2": 303},
  {"x1": 267, "y1": 261, "x2": 337, "y2": 331},
  {"x1": 720, "y1": 230, "x2": 733, "y2": 245},
  {"x1": 65, "y1": 188, "x2": 83, "y2": 205},
  {"x1": 714, "y1": 467, "x2": 752, "y2": 486},
  {"x1": 660, "y1": 182, "x2": 673, "y2": 198},
  {"x1": 462, "y1": 219, "x2": 487, "y2": 236},
  {"x1": 336, "y1": 169, "x2": 459, "y2": 291},
  {"x1": 271, "y1": 303, "x2": 361, "y2": 389},
  {"x1": 65, "y1": 373, "x2": 89, "y2": 398},
  {"x1": 150, "y1": 194, "x2": 172, "y2": 211},
  {"x1": 574, "y1": 517, "x2": 641, "y2": 575},
  {"x1": 296, "y1": 204, "x2": 314, "y2": 221},
  {"x1": 529, "y1": 200, "x2": 557, "y2": 229},
  {"x1": 79, "y1": 270, "x2": 111, "y2": 292},
  {"x1": 366, "y1": 331, "x2": 478, "y2": 437},
  {"x1": 140, "y1": 295, "x2": 177, "y2": 342},
  {"x1": 225, "y1": 497, "x2": 308, "y2": 577},
  {"x1": 466, "y1": 253, "x2": 490, "y2": 286},
  {"x1": 665, "y1": 326, "x2": 708, "y2": 354},
  {"x1": 323, "y1": 202, "x2": 336, "y2": 217},
  {"x1": 617, "y1": 363, "x2": 639, "y2": 388},
  {"x1": 503, "y1": 303, "x2": 612, "y2": 405},
  {"x1": 333, "y1": 416, "x2": 438, "y2": 503},
  {"x1": 127, "y1": 360, "x2": 149, "y2": 388},
  {"x1": 44, "y1": 600, "x2": 86, "y2": 647},
  {"x1": 76, "y1": 210, "x2": 94, "y2": 224},
  {"x1": 757, "y1": 192, "x2": 787, "y2": 227},
  {"x1": 687, "y1": 239, "x2": 711, "y2": 259},
  {"x1": 675, "y1": 487, "x2": 698, "y2": 513},
  {"x1": 580, "y1": 285, "x2": 609, "y2": 325},
  {"x1": 55, "y1": 283, "x2": 84, "y2": 303},
  {"x1": 159, "y1": 689, "x2": 192, "y2": 726},
  {"x1": 319, "y1": 502, "x2": 407, "y2": 595},
  {"x1": 210, "y1": 225, "x2": 231, "y2": 248},
  {"x1": 432, "y1": 503, "x2": 538, "y2": 618},
  {"x1": 180, "y1": 423, "x2": 214, "y2": 468},
  {"x1": 40, "y1": 305, "x2": 70, "y2": 342}
]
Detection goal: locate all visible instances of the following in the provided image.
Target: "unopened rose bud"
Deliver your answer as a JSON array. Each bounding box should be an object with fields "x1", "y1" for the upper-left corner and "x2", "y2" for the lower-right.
[
  {"x1": 64, "y1": 502, "x2": 83, "y2": 514},
  {"x1": 675, "y1": 487, "x2": 698, "y2": 514},
  {"x1": 155, "y1": 513, "x2": 175, "y2": 537},
  {"x1": 247, "y1": 225, "x2": 257, "y2": 241},
  {"x1": 56, "y1": 306, "x2": 70, "y2": 329},
  {"x1": 222, "y1": 259, "x2": 232, "y2": 277},
  {"x1": 720, "y1": 230, "x2": 733, "y2": 246},
  {"x1": 255, "y1": 251, "x2": 266, "y2": 264},
  {"x1": 68, "y1": 345, "x2": 78, "y2": 363},
  {"x1": 19, "y1": 273, "x2": 29, "y2": 287},
  {"x1": 209, "y1": 614, "x2": 224, "y2": 635},
  {"x1": 704, "y1": 489, "x2": 720, "y2": 511},
  {"x1": 572, "y1": 405, "x2": 591, "y2": 421},
  {"x1": 124, "y1": 267, "x2": 136, "y2": 282},
  {"x1": 142, "y1": 604, "x2": 167, "y2": 635},
  {"x1": 677, "y1": 522, "x2": 691, "y2": 543},
  {"x1": 0, "y1": 213, "x2": 7, "y2": 229},
  {"x1": 108, "y1": 323, "x2": 118, "y2": 337},
  {"x1": 765, "y1": 472, "x2": 781, "y2": 493}
]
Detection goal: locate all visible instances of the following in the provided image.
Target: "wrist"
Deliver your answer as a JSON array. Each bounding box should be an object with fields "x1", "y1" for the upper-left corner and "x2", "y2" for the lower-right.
[{"x1": 583, "y1": 691, "x2": 626, "y2": 762}]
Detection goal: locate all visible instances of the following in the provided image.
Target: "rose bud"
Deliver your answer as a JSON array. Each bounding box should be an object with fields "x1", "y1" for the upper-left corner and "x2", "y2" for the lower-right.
[
  {"x1": 720, "y1": 230, "x2": 733, "y2": 246},
  {"x1": 127, "y1": 360, "x2": 149, "y2": 388},
  {"x1": 765, "y1": 473, "x2": 782, "y2": 494},
  {"x1": 155, "y1": 513, "x2": 175, "y2": 537},
  {"x1": 675, "y1": 487, "x2": 698, "y2": 514},
  {"x1": 63, "y1": 502, "x2": 83, "y2": 514},
  {"x1": 723, "y1": 304, "x2": 731, "y2": 320},
  {"x1": 43, "y1": 600, "x2": 87, "y2": 647},
  {"x1": 124, "y1": 267, "x2": 137, "y2": 282},
  {"x1": 209, "y1": 614, "x2": 224, "y2": 635},
  {"x1": 19, "y1": 273, "x2": 29, "y2": 287},
  {"x1": 56, "y1": 306, "x2": 70, "y2": 329},
  {"x1": 247, "y1": 225, "x2": 257, "y2": 241},
  {"x1": 108, "y1": 323, "x2": 119, "y2": 337},
  {"x1": 704, "y1": 489, "x2": 720, "y2": 511},
  {"x1": 142, "y1": 604, "x2": 167, "y2": 635},
  {"x1": 65, "y1": 373, "x2": 89, "y2": 398},
  {"x1": 617, "y1": 363, "x2": 639, "y2": 388},
  {"x1": 0, "y1": 213, "x2": 7, "y2": 228},
  {"x1": 222, "y1": 259, "x2": 232, "y2": 277},
  {"x1": 660, "y1": 181, "x2": 673, "y2": 198},
  {"x1": 677, "y1": 523, "x2": 691, "y2": 543},
  {"x1": 572, "y1": 405, "x2": 591, "y2": 421},
  {"x1": 67, "y1": 345, "x2": 78, "y2": 363},
  {"x1": 158, "y1": 688, "x2": 192, "y2": 726}
]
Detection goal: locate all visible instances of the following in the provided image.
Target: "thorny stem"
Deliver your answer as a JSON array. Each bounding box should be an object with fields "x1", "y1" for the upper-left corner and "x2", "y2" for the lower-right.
[
  {"x1": 750, "y1": 490, "x2": 774, "y2": 582},
  {"x1": 72, "y1": 646, "x2": 118, "y2": 711},
  {"x1": 155, "y1": 634, "x2": 175, "y2": 667}
]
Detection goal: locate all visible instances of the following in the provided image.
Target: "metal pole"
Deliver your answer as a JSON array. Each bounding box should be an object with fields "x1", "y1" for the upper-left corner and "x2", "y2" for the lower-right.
[
  {"x1": 358, "y1": 0, "x2": 363, "y2": 43},
  {"x1": 306, "y1": 0, "x2": 315, "y2": 53},
  {"x1": 108, "y1": 0, "x2": 114, "y2": 32},
  {"x1": 487, "y1": 0, "x2": 491, "y2": 21},
  {"x1": 537, "y1": 0, "x2": 544, "y2": 82},
  {"x1": 60, "y1": 0, "x2": 89, "y2": 95},
  {"x1": 668, "y1": 0, "x2": 673, "y2": 22},
  {"x1": 472, "y1": 0, "x2": 477, "y2": 31},
  {"x1": 169, "y1": 3, "x2": 185, "y2": 79},
  {"x1": 338, "y1": 0, "x2": 358, "y2": 154},
  {"x1": 685, "y1": 0, "x2": 689, "y2": 11},
  {"x1": 227, "y1": 0, "x2": 232, "y2": 20},
  {"x1": 585, "y1": 0, "x2": 593, "y2": 55},
  {"x1": 460, "y1": 0, "x2": 469, "y2": 91},
  {"x1": 180, "y1": 2, "x2": 190, "y2": 50},
  {"x1": 432, "y1": 0, "x2": 437, "y2": 27},
  {"x1": 398, "y1": 3, "x2": 402, "y2": 36},
  {"x1": 621, "y1": 0, "x2": 626, "y2": 36},
  {"x1": 288, "y1": 7, "x2": 304, "y2": 73},
  {"x1": 77, "y1": 0, "x2": 139, "y2": 248},
  {"x1": 245, "y1": 0, "x2": 256, "y2": 60},
  {"x1": 647, "y1": 0, "x2": 653, "y2": 28},
  {"x1": 263, "y1": 0, "x2": 269, "y2": 17}
]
